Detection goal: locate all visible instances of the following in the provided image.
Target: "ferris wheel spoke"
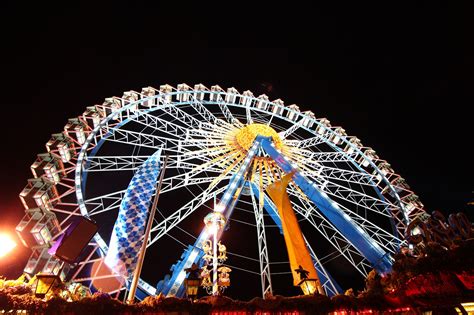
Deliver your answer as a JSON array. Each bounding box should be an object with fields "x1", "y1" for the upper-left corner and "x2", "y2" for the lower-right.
[
  {"x1": 291, "y1": 152, "x2": 377, "y2": 184},
  {"x1": 85, "y1": 171, "x2": 226, "y2": 216},
  {"x1": 84, "y1": 153, "x2": 216, "y2": 173},
  {"x1": 290, "y1": 199, "x2": 372, "y2": 277},
  {"x1": 131, "y1": 109, "x2": 225, "y2": 148},
  {"x1": 85, "y1": 155, "x2": 152, "y2": 172},
  {"x1": 209, "y1": 92, "x2": 243, "y2": 127},
  {"x1": 297, "y1": 162, "x2": 379, "y2": 187},
  {"x1": 246, "y1": 103, "x2": 253, "y2": 124},
  {"x1": 86, "y1": 194, "x2": 124, "y2": 216},
  {"x1": 278, "y1": 117, "x2": 306, "y2": 139},
  {"x1": 159, "y1": 101, "x2": 216, "y2": 131},
  {"x1": 161, "y1": 173, "x2": 231, "y2": 194},
  {"x1": 101, "y1": 127, "x2": 173, "y2": 149},
  {"x1": 187, "y1": 92, "x2": 232, "y2": 129},
  {"x1": 179, "y1": 138, "x2": 227, "y2": 149},
  {"x1": 127, "y1": 112, "x2": 189, "y2": 140},
  {"x1": 304, "y1": 173, "x2": 395, "y2": 218},
  {"x1": 294, "y1": 150, "x2": 359, "y2": 163},
  {"x1": 125, "y1": 112, "x2": 222, "y2": 155},
  {"x1": 284, "y1": 136, "x2": 326, "y2": 149},
  {"x1": 147, "y1": 185, "x2": 227, "y2": 247},
  {"x1": 288, "y1": 186, "x2": 400, "y2": 254}
]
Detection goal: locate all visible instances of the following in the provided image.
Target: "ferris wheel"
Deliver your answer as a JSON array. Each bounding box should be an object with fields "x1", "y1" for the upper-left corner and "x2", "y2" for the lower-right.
[{"x1": 16, "y1": 83, "x2": 427, "y2": 299}]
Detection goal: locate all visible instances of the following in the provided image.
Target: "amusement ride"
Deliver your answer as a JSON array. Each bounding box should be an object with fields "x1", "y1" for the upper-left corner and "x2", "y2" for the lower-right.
[{"x1": 15, "y1": 83, "x2": 427, "y2": 300}]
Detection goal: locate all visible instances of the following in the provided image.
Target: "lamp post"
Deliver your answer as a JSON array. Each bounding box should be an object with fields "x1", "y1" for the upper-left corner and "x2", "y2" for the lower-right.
[
  {"x1": 202, "y1": 211, "x2": 227, "y2": 296},
  {"x1": 34, "y1": 273, "x2": 61, "y2": 299},
  {"x1": 295, "y1": 265, "x2": 320, "y2": 295},
  {"x1": 184, "y1": 263, "x2": 201, "y2": 301}
]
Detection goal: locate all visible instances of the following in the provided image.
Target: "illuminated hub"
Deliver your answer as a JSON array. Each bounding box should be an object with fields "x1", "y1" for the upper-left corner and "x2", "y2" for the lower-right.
[{"x1": 235, "y1": 124, "x2": 283, "y2": 152}]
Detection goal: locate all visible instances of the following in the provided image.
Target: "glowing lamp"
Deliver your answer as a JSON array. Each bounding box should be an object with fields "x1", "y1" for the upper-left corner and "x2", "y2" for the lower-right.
[
  {"x1": 34, "y1": 273, "x2": 61, "y2": 298},
  {"x1": 0, "y1": 233, "x2": 17, "y2": 258},
  {"x1": 184, "y1": 263, "x2": 201, "y2": 300},
  {"x1": 214, "y1": 203, "x2": 225, "y2": 213},
  {"x1": 294, "y1": 265, "x2": 321, "y2": 295},
  {"x1": 203, "y1": 212, "x2": 226, "y2": 235},
  {"x1": 298, "y1": 278, "x2": 318, "y2": 295}
]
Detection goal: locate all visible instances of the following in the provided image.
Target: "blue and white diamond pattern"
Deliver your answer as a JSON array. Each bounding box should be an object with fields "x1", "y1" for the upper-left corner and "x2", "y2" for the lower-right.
[{"x1": 105, "y1": 149, "x2": 162, "y2": 276}]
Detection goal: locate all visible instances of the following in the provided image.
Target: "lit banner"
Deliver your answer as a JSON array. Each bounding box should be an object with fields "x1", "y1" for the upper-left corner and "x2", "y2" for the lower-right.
[
  {"x1": 266, "y1": 172, "x2": 322, "y2": 289},
  {"x1": 104, "y1": 149, "x2": 162, "y2": 276}
]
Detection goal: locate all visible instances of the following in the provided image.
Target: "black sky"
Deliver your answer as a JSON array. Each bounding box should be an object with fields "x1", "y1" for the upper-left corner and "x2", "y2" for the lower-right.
[{"x1": 0, "y1": 2, "x2": 472, "y2": 298}]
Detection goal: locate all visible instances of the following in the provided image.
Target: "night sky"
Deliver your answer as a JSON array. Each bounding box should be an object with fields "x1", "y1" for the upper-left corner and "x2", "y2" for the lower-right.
[{"x1": 0, "y1": 2, "x2": 472, "y2": 299}]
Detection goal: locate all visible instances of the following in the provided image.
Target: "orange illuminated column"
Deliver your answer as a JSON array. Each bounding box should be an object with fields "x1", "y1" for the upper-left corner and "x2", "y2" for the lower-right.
[{"x1": 266, "y1": 172, "x2": 324, "y2": 295}]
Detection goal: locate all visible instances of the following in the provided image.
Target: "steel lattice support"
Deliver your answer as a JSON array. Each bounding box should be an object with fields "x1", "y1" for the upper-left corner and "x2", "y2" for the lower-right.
[{"x1": 249, "y1": 182, "x2": 273, "y2": 298}]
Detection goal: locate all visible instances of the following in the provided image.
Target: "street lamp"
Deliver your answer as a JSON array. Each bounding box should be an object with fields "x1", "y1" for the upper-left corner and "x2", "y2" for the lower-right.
[
  {"x1": 295, "y1": 265, "x2": 319, "y2": 295},
  {"x1": 202, "y1": 211, "x2": 227, "y2": 296},
  {"x1": 298, "y1": 278, "x2": 319, "y2": 295},
  {"x1": 34, "y1": 273, "x2": 61, "y2": 299},
  {"x1": 184, "y1": 263, "x2": 201, "y2": 301}
]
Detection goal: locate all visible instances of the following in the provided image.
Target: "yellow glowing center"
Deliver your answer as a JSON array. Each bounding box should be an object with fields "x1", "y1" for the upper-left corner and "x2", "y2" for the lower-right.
[{"x1": 235, "y1": 124, "x2": 283, "y2": 151}]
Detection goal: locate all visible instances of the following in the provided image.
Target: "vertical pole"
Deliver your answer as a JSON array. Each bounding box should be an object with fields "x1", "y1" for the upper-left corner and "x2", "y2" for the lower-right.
[
  {"x1": 212, "y1": 230, "x2": 218, "y2": 295},
  {"x1": 127, "y1": 155, "x2": 168, "y2": 304}
]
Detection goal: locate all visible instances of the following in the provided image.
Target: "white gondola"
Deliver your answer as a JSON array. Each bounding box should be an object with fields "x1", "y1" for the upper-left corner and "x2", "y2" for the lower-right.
[
  {"x1": 100, "y1": 97, "x2": 122, "y2": 120},
  {"x1": 29, "y1": 211, "x2": 60, "y2": 246},
  {"x1": 64, "y1": 118, "x2": 86, "y2": 145},
  {"x1": 344, "y1": 137, "x2": 362, "y2": 154},
  {"x1": 272, "y1": 99, "x2": 285, "y2": 115},
  {"x1": 194, "y1": 83, "x2": 207, "y2": 101},
  {"x1": 256, "y1": 94, "x2": 269, "y2": 110},
  {"x1": 16, "y1": 208, "x2": 46, "y2": 247},
  {"x1": 19, "y1": 178, "x2": 59, "y2": 211},
  {"x1": 225, "y1": 87, "x2": 239, "y2": 104},
  {"x1": 316, "y1": 118, "x2": 331, "y2": 135},
  {"x1": 46, "y1": 133, "x2": 74, "y2": 163},
  {"x1": 403, "y1": 194, "x2": 423, "y2": 214},
  {"x1": 241, "y1": 90, "x2": 254, "y2": 107},
  {"x1": 159, "y1": 84, "x2": 173, "y2": 103},
  {"x1": 377, "y1": 162, "x2": 394, "y2": 176},
  {"x1": 286, "y1": 104, "x2": 300, "y2": 121},
  {"x1": 392, "y1": 177, "x2": 410, "y2": 192},
  {"x1": 301, "y1": 110, "x2": 315, "y2": 128},
  {"x1": 359, "y1": 149, "x2": 377, "y2": 167},
  {"x1": 141, "y1": 86, "x2": 156, "y2": 107},
  {"x1": 177, "y1": 83, "x2": 191, "y2": 102},
  {"x1": 382, "y1": 176, "x2": 407, "y2": 196},
  {"x1": 23, "y1": 247, "x2": 55, "y2": 275},
  {"x1": 330, "y1": 127, "x2": 347, "y2": 145},
  {"x1": 31, "y1": 153, "x2": 65, "y2": 184},
  {"x1": 122, "y1": 91, "x2": 140, "y2": 111},
  {"x1": 82, "y1": 106, "x2": 102, "y2": 129},
  {"x1": 22, "y1": 245, "x2": 65, "y2": 278},
  {"x1": 210, "y1": 85, "x2": 224, "y2": 102}
]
